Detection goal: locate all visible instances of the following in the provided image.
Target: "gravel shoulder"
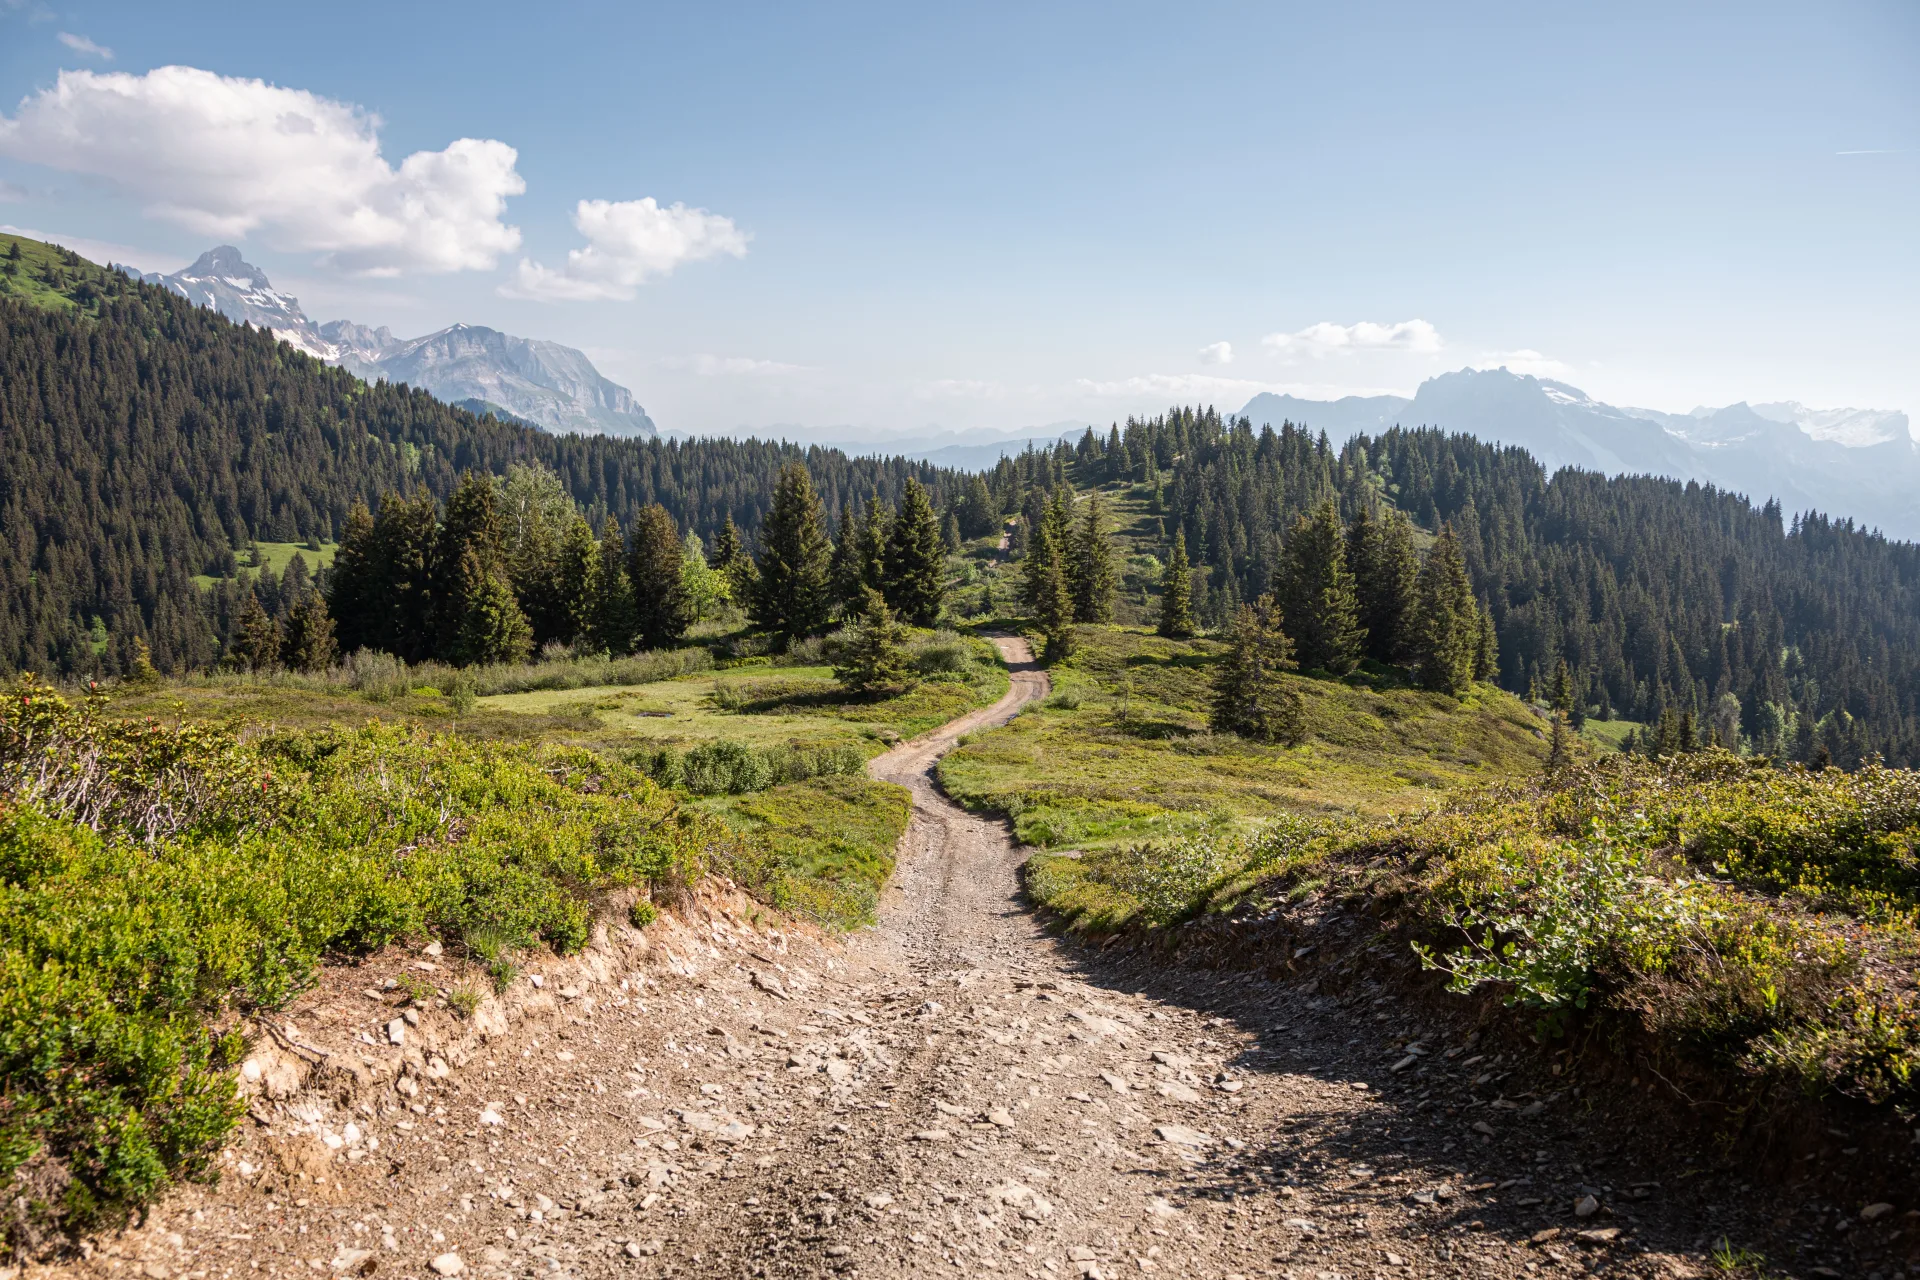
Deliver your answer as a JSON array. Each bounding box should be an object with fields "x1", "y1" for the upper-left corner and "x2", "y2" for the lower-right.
[{"x1": 39, "y1": 637, "x2": 1811, "y2": 1280}]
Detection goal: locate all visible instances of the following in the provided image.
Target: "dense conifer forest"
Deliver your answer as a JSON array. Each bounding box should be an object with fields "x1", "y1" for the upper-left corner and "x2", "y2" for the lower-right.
[
  {"x1": 1035, "y1": 408, "x2": 1920, "y2": 767},
  {"x1": 0, "y1": 238, "x2": 965, "y2": 675}
]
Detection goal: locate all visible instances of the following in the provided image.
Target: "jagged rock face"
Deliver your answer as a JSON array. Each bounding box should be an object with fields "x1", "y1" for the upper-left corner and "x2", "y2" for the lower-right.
[{"x1": 131, "y1": 248, "x2": 657, "y2": 438}]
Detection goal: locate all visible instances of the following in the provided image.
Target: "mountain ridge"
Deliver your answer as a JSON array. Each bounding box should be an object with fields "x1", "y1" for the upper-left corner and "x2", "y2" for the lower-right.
[
  {"x1": 128, "y1": 248, "x2": 657, "y2": 438},
  {"x1": 1241, "y1": 370, "x2": 1917, "y2": 536}
]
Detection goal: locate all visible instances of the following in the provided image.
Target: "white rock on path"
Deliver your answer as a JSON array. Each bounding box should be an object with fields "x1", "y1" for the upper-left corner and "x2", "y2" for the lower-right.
[{"x1": 428, "y1": 1253, "x2": 464, "y2": 1276}]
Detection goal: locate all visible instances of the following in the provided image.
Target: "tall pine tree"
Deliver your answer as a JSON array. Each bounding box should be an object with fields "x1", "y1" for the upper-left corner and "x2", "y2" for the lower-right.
[
  {"x1": 589, "y1": 516, "x2": 635, "y2": 654},
  {"x1": 883, "y1": 477, "x2": 945, "y2": 626},
  {"x1": 1070, "y1": 490, "x2": 1117, "y2": 624},
  {"x1": 629, "y1": 503, "x2": 691, "y2": 651},
  {"x1": 1277, "y1": 499, "x2": 1363, "y2": 673},
  {"x1": 1413, "y1": 524, "x2": 1478, "y2": 695},
  {"x1": 1158, "y1": 528, "x2": 1196, "y2": 639},
  {"x1": 751, "y1": 463, "x2": 834, "y2": 642},
  {"x1": 1349, "y1": 506, "x2": 1419, "y2": 664}
]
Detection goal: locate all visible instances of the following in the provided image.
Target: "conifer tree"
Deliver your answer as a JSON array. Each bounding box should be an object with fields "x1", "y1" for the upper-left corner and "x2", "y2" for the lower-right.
[
  {"x1": 883, "y1": 477, "x2": 945, "y2": 625},
  {"x1": 1278, "y1": 499, "x2": 1363, "y2": 673},
  {"x1": 589, "y1": 516, "x2": 635, "y2": 654},
  {"x1": 942, "y1": 509, "x2": 963, "y2": 555},
  {"x1": 711, "y1": 514, "x2": 752, "y2": 592},
  {"x1": 230, "y1": 592, "x2": 280, "y2": 671},
  {"x1": 1350, "y1": 506, "x2": 1419, "y2": 664},
  {"x1": 1545, "y1": 712, "x2": 1573, "y2": 775},
  {"x1": 552, "y1": 513, "x2": 599, "y2": 646},
  {"x1": 1549, "y1": 658, "x2": 1574, "y2": 716},
  {"x1": 1209, "y1": 593, "x2": 1305, "y2": 744},
  {"x1": 1474, "y1": 603, "x2": 1499, "y2": 683},
  {"x1": 280, "y1": 589, "x2": 338, "y2": 672},
  {"x1": 1413, "y1": 524, "x2": 1478, "y2": 694},
  {"x1": 829, "y1": 500, "x2": 866, "y2": 618},
  {"x1": 629, "y1": 503, "x2": 691, "y2": 650},
  {"x1": 835, "y1": 587, "x2": 911, "y2": 696},
  {"x1": 858, "y1": 494, "x2": 891, "y2": 598},
  {"x1": 370, "y1": 487, "x2": 439, "y2": 662},
  {"x1": 1023, "y1": 492, "x2": 1075, "y2": 659},
  {"x1": 435, "y1": 472, "x2": 512, "y2": 657},
  {"x1": 327, "y1": 501, "x2": 379, "y2": 654},
  {"x1": 1158, "y1": 528, "x2": 1196, "y2": 639},
  {"x1": 497, "y1": 462, "x2": 576, "y2": 645},
  {"x1": 1070, "y1": 490, "x2": 1117, "y2": 624},
  {"x1": 751, "y1": 462, "x2": 834, "y2": 641},
  {"x1": 445, "y1": 547, "x2": 532, "y2": 666},
  {"x1": 957, "y1": 475, "x2": 998, "y2": 540}
]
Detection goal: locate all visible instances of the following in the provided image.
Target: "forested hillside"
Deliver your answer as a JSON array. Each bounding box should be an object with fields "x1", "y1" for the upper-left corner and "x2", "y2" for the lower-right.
[
  {"x1": 0, "y1": 234, "x2": 965, "y2": 676},
  {"x1": 1043, "y1": 409, "x2": 1920, "y2": 767}
]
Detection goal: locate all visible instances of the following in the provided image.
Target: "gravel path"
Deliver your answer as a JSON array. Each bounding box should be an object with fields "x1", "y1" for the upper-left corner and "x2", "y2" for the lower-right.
[{"x1": 65, "y1": 637, "x2": 1772, "y2": 1280}]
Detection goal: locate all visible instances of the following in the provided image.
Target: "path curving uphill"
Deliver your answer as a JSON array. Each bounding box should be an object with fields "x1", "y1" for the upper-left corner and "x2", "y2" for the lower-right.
[{"x1": 65, "y1": 635, "x2": 1742, "y2": 1280}]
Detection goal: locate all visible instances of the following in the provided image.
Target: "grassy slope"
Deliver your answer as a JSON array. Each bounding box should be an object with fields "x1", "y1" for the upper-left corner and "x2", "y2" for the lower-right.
[
  {"x1": 0, "y1": 232, "x2": 116, "y2": 312},
  {"x1": 940, "y1": 624, "x2": 1548, "y2": 852}
]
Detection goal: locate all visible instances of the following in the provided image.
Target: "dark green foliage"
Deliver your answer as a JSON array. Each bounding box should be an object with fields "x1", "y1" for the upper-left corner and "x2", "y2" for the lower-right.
[
  {"x1": 835, "y1": 588, "x2": 912, "y2": 695},
  {"x1": 750, "y1": 463, "x2": 834, "y2": 642},
  {"x1": 327, "y1": 502, "x2": 381, "y2": 655},
  {"x1": 1349, "y1": 506, "x2": 1419, "y2": 663},
  {"x1": 589, "y1": 516, "x2": 636, "y2": 654},
  {"x1": 0, "y1": 234, "x2": 971, "y2": 679},
  {"x1": 1157, "y1": 529, "x2": 1196, "y2": 639},
  {"x1": 828, "y1": 500, "x2": 865, "y2": 618},
  {"x1": 228, "y1": 594, "x2": 279, "y2": 673},
  {"x1": 443, "y1": 548, "x2": 532, "y2": 667},
  {"x1": 882, "y1": 477, "x2": 945, "y2": 626},
  {"x1": 628, "y1": 503, "x2": 691, "y2": 651},
  {"x1": 1069, "y1": 491, "x2": 1117, "y2": 624},
  {"x1": 1023, "y1": 492, "x2": 1076, "y2": 660},
  {"x1": 1277, "y1": 499, "x2": 1363, "y2": 673},
  {"x1": 279, "y1": 590, "x2": 337, "y2": 673},
  {"x1": 1414, "y1": 525, "x2": 1479, "y2": 694},
  {"x1": 1209, "y1": 593, "x2": 1305, "y2": 744},
  {"x1": 956, "y1": 475, "x2": 999, "y2": 540},
  {"x1": 551, "y1": 514, "x2": 599, "y2": 647},
  {"x1": 1545, "y1": 711, "x2": 1572, "y2": 774}
]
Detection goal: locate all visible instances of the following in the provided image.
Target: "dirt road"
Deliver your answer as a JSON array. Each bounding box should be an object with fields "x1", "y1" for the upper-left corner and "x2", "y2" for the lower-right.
[{"x1": 75, "y1": 637, "x2": 1759, "y2": 1280}]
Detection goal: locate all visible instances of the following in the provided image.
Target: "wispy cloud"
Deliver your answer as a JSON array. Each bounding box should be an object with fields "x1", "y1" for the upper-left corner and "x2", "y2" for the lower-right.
[
  {"x1": 656, "y1": 353, "x2": 805, "y2": 377},
  {"x1": 56, "y1": 31, "x2": 112, "y2": 59},
  {"x1": 1197, "y1": 340, "x2": 1233, "y2": 366},
  {"x1": 1476, "y1": 348, "x2": 1572, "y2": 378},
  {"x1": 1263, "y1": 319, "x2": 1442, "y2": 354},
  {"x1": 1837, "y1": 149, "x2": 1903, "y2": 156}
]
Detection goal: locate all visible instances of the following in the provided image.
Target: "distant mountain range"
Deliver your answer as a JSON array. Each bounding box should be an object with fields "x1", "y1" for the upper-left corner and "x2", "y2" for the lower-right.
[
  {"x1": 126, "y1": 247, "x2": 656, "y2": 437},
  {"x1": 1241, "y1": 370, "x2": 1917, "y2": 537}
]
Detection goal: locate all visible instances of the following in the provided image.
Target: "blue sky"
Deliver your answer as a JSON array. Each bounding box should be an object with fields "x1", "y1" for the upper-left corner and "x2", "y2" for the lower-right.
[{"x1": 0, "y1": 1, "x2": 1914, "y2": 438}]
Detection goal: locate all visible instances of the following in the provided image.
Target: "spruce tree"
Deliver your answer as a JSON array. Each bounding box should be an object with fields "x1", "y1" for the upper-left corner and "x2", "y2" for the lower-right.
[
  {"x1": 497, "y1": 462, "x2": 576, "y2": 645},
  {"x1": 230, "y1": 592, "x2": 280, "y2": 671},
  {"x1": 589, "y1": 516, "x2": 636, "y2": 654},
  {"x1": 958, "y1": 475, "x2": 998, "y2": 540},
  {"x1": 834, "y1": 587, "x2": 912, "y2": 696},
  {"x1": 1545, "y1": 711, "x2": 1573, "y2": 775},
  {"x1": 1474, "y1": 603, "x2": 1499, "y2": 683},
  {"x1": 552, "y1": 513, "x2": 599, "y2": 646},
  {"x1": 327, "y1": 501, "x2": 379, "y2": 654},
  {"x1": 1350, "y1": 506, "x2": 1419, "y2": 664},
  {"x1": 1549, "y1": 658, "x2": 1574, "y2": 716},
  {"x1": 858, "y1": 494, "x2": 891, "y2": 597},
  {"x1": 435, "y1": 472, "x2": 511, "y2": 659},
  {"x1": 1413, "y1": 524, "x2": 1478, "y2": 694},
  {"x1": 1209, "y1": 593, "x2": 1305, "y2": 745},
  {"x1": 883, "y1": 477, "x2": 945, "y2": 626},
  {"x1": 445, "y1": 547, "x2": 532, "y2": 666},
  {"x1": 1023, "y1": 492, "x2": 1075, "y2": 660},
  {"x1": 1070, "y1": 490, "x2": 1117, "y2": 624},
  {"x1": 1158, "y1": 528, "x2": 1196, "y2": 639},
  {"x1": 750, "y1": 462, "x2": 834, "y2": 642},
  {"x1": 629, "y1": 502, "x2": 691, "y2": 650},
  {"x1": 1278, "y1": 499, "x2": 1363, "y2": 673},
  {"x1": 942, "y1": 509, "x2": 963, "y2": 555},
  {"x1": 370, "y1": 487, "x2": 439, "y2": 662},
  {"x1": 280, "y1": 589, "x2": 338, "y2": 672},
  {"x1": 711, "y1": 514, "x2": 753, "y2": 596},
  {"x1": 829, "y1": 500, "x2": 865, "y2": 618}
]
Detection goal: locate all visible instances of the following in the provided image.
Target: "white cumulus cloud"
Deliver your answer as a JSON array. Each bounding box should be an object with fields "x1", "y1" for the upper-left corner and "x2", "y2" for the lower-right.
[
  {"x1": 0, "y1": 66, "x2": 524, "y2": 274},
  {"x1": 1198, "y1": 340, "x2": 1233, "y2": 366},
  {"x1": 1263, "y1": 319, "x2": 1442, "y2": 354},
  {"x1": 56, "y1": 32, "x2": 112, "y2": 59},
  {"x1": 507, "y1": 197, "x2": 748, "y2": 302}
]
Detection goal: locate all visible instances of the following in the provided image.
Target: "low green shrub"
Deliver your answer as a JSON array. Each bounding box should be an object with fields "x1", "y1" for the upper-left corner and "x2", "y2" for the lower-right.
[
  {"x1": 636, "y1": 739, "x2": 865, "y2": 796},
  {"x1": 0, "y1": 675, "x2": 715, "y2": 1247}
]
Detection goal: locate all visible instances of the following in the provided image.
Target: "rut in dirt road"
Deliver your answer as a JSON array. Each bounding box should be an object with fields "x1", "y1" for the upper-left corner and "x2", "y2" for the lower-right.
[{"x1": 83, "y1": 636, "x2": 1741, "y2": 1280}]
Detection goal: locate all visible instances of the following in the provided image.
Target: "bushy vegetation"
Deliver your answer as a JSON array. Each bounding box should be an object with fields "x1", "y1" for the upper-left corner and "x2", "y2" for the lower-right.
[
  {"x1": 1028, "y1": 749, "x2": 1920, "y2": 1109},
  {"x1": 635, "y1": 739, "x2": 867, "y2": 796},
  {"x1": 0, "y1": 676, "x2": 715, "y2": 1246},
  {"x1": 696, "y1": 775, "x2": 913, "y2": 927}
]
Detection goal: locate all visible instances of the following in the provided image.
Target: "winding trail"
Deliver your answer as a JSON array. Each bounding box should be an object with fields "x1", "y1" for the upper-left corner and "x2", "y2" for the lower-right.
[{"x1": 76, "y1": 637, "x2": 1754, "y2": 1280}]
